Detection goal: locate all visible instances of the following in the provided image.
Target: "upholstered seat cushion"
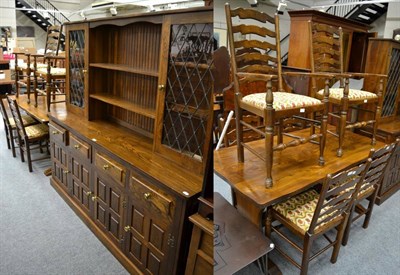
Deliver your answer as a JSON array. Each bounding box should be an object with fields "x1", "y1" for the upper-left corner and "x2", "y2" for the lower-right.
[
  {"x1": 318, "y1": 88, "x2": 377, "y2": 101},
  {"x1": 19, "y1": 63, "x2": 47, "y2": 70},
  {"x1": 273, "y1": 189, "x2": 340, "y2": 234},
  {"x1": 9, "y1": 114, "x2": 37, "y2": 128},
  {"x1": 242, "y1": 92, "x2": 322, "y2": 111},
  {"x1": 36, "y1": 67, "x2": 66, "y2": 76},
  {"x1": 25, "y1": 124, "x2": 49, "y2": 139}
]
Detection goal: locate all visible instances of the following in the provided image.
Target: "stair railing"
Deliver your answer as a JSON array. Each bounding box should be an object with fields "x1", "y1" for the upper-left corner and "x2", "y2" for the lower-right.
[
  {"x1": 23, "y1": 0, "x2": 70, "y2": 25},
  {"x1": 326, "y1": 0, "x2": 365, "y2": 18}
]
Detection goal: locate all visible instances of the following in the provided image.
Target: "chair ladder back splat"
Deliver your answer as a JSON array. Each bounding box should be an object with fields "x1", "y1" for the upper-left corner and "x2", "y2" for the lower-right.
[{"x1": 342, "y1": 139, "x2": 399, "y2": 246}]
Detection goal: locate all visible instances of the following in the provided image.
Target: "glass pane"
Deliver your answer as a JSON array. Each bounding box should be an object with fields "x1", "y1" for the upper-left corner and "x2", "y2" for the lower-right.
[
  {"x1": 162, "y1": 23, "x2": 214, "y2": 160},
  {"x1": 69, "y1": 30, "x2": 85, "y2": 108}
]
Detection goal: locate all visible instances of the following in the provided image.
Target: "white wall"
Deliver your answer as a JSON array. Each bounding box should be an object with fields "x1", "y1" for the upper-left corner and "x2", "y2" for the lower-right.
[
  {"x1": 0, "y1": 0, "x2": 16, "y2": 52},
  {"x1": 16, "y1": 11, "x2": 47, "y2": 50},
  {"x1": 384, "y1": 2, "x2": 400, "y2": 38}
]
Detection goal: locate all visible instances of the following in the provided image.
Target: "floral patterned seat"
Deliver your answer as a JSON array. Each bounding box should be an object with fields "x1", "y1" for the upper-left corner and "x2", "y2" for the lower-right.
[
  {"x1": 243, "y1": 92, "x2": 323, "y2": 111},
  {"x1": 272, "y1": 189, "x2": 340, "y2": 234},
  {"x1": 317, "y1": 88, "x2": 377, "y2": 101}
]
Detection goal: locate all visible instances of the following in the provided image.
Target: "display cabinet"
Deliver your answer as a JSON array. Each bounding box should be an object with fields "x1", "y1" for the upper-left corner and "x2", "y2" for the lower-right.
[{"x1": 51, "y1": 7, "x2": 213, "y2": 275}]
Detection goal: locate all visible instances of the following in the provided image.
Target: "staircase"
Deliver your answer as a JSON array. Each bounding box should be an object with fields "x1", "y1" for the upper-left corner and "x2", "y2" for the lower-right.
[
  {"x1": 15, "y1": 0, "x2": 69, "y2": 46},
  {"x1": 326, "y1": 0, "x2": 388, "y2": 25}
]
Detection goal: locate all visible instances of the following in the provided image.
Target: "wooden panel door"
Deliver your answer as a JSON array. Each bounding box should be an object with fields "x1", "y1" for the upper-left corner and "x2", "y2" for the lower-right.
[
  {"x1": 93, "y1": 173, "x2": 125, "y2": 247},
  {"x1": 123, "y1": 173, "x2": 177, "y2": 274},
  {"x1": 70, "y1": 156, "x2": 92, "y2": 216},
  {"x1": 124, "y1": 198, "x2": 172, "y2": 275},
  {"x1": 51, "y1": 142, "x2": 69, "y2": 191}
]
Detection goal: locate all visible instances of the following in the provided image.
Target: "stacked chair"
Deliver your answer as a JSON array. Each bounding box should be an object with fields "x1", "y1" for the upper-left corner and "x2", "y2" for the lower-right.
[
  {"x1": 7, "y1": 97, "x2": 49, "y2": 172},
  {"x1": 32, "y1": 25, "x2": 66, "y2": 111},
  {"x1": 225, "y1": 4, "x2": 334, "y2": 187},
  {"x1": 13, "y1": 48, "x2": 45, "y2": 102},
  {"x1": 308, "y1": 22, "x2": 387, "y2": 157}
]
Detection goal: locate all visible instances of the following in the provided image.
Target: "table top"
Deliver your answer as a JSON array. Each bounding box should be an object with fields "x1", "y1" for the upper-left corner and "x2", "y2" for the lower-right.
[
  {"x1": 10, "y1": 94, "x2": 66, "y2": 123},
  {"x1": 214, "y1": 128, "x2": 385, "y2": 209},
  {"x1": 214, "y1": 192, "x2": 273, "y2": 275}
]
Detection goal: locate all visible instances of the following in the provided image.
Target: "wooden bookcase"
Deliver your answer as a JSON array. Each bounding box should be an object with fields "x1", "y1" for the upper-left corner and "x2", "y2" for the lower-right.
[{"x1": 51, "y1": 7, "x2": 213, "y2": 275}]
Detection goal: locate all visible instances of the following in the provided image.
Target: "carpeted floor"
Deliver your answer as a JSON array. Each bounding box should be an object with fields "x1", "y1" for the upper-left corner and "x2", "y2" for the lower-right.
[
  {"x1": 215, "y1": 174, "x2": 400, "y2": 275},
  {"x1": 0, "y1": 121, "x2": 128, "y2": 274}
]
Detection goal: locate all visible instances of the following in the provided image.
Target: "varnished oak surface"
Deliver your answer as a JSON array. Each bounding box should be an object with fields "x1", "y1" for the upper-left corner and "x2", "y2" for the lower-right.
[
  {"x1": 11, "y1": 94, "x2": 66, "y2": 123},
  {"x1": 214, "y1": 128, "x2": 385, "y2": 210},
  {"x1": 50, "y1": 113, "x2": 203, "y2": 198}
]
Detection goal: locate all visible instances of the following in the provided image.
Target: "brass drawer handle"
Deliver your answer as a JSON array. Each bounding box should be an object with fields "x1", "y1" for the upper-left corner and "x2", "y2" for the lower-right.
[
  {"x1": 74, "y1": 144, "x2": 81, "y2": 149},
  {"x1": 62, "y1": 170, "x2": 70, "y2": 174},
  {"x1": 82, "y1": 69, "x2": 88, "y2": 74},
  {"x1": 144, "y1": 192, "x2": 151, "y2": 200},
  {"x1": 124, "y1": 225, "x2": 132, "y2": 232},
  {"x1": 103, "y1": 164, "x2": 112, "y2": 170},
  {"x1": 158, "y1": 84, "x2": 165, "y2": 91},
  {"x1": 91, "y1": 196, "x2": 98, "y2": 202},
  {"x1": 52, "y1": 130, "x2": 60, "y2": 135},
  {"x1": 85, "y1": 191, "x2": 93, "y2": 198}
]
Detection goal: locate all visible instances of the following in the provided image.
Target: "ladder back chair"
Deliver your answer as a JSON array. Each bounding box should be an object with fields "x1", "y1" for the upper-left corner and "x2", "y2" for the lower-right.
[
  {"x1": 309, "y1": 22, "x2": 386, "y2": 157},
  {"x1": 342, "y1": 138, "x2": 399, "y2": 246},
  {"x1": 225, "y1": 4, "x2": 331, "y2": 188},
  {"x1": 32, "y1": 25, "x2": 66, "y2": 111},
  {"x1": 13, "y1": 48, "x2": 40, "y2": 101},
  {"x1": 266, "y1": 159, "x2": 371, "y2": 275},
  {"x1": 0, "y1": 97, "x2": 37, "y2": 157},
  {"x1": 7, "y1": 97, "x2": 50, "y2": 172}
]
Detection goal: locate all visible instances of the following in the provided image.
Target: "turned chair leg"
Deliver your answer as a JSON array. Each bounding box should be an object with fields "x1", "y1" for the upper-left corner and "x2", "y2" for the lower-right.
[
  {"x1": 234, "y1": 97, "x2": 244, "y2": 163},
  {"x1": 27, "y1": 72, "x2": 31, "y2": 103},
  {"x1": 46, "y1": 82, "x2": 51, "y2": 112}
]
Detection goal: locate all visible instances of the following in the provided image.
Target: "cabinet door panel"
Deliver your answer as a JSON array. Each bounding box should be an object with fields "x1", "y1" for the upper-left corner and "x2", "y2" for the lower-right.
[
  {"x1": 124, "y1": 200, "x2": 171, "y2": 274},
  {"x1": 70, "y1": 156, "x2": 92, "y2": 216},
  {"x1": 94, "y1": 174, "x2": 124, "y2": 247}
]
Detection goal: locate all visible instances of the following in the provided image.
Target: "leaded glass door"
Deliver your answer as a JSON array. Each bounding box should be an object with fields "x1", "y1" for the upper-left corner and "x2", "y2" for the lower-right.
[
  {"x1": 154, "y1": 13, "x2": 214, "y2": 175},
  {"x1": 66, "y1": 23, "x2": 89, "y2": 117}
]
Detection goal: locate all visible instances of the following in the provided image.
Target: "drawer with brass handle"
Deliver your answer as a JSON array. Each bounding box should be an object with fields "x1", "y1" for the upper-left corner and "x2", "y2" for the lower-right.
[
  {"x1": 130, "y1": 173, "x2": 175, "y2": 218},
  {"x1": 49, "y1": 122, "x2": 68, "y2": 145},
  {"x1": 70, "y1": 134, "x2": 91, "y2": 161},
  {"x1": 95, "y1": 152, "x2": 126, "y2": 186}
]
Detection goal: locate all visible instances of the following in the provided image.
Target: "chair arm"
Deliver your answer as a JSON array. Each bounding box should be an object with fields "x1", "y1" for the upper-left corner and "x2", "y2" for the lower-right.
[
  {"x1": 343, "y1": 72, "x2": 387, "y2": 79},
  {"x1": 283, "y1": 71, "x2": 336, "y2": 79},
  {"x1": 237, "y1": 72, "x2": 278, "y2": 83},
  {"x1": 45, "y1": 55, "x2": 66, "y2": 60}
]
